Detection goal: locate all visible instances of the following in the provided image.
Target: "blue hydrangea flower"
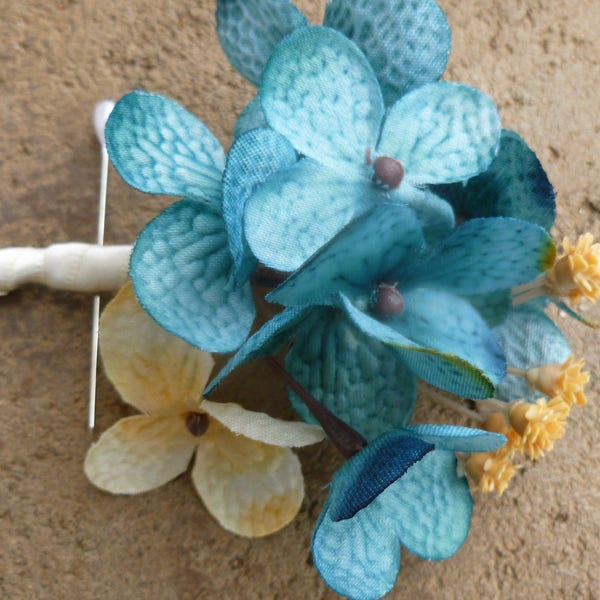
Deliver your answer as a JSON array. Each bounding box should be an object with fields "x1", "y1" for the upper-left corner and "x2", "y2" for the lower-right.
[
  {"x1": 239, "y1": 27, "x2": 501, "y2": 271},
  {"x1": 312, "y1": 424, "x2": 507, "y2": 599}
]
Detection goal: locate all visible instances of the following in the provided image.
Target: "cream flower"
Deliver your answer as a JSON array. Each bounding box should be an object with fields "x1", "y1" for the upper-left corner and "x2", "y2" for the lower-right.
[{"x1": 84, "y1": 282, "x2": 325, "y2": 537}]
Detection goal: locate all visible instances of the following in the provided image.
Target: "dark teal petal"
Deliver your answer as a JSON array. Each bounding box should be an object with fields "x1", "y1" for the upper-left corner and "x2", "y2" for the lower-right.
[
  {"x1": 129, "y1": 200, "x2": 254, "y2": 353},
  {"x1": 268, "y1": 203, "x2": 424, "y2": 307},
  {"x1": 324, "y1": 0, "x2": 451, "y2": 105},
  {"x1": 378, "y1": 82, "x2": 501, "y2": 185},
  {"x1": 468, "y1": 290, "x2": 513, "y2": 327},
  {"x1": 261, "y1": 27, "x2": 384, "y2": 168},
  {"x1": 233, "y1": 95, "x2": 268, "y2": 139},
  {"x1": 492, "y1": 305, "x2": 571, "y2": 401},
  {"x1": 216, "y1": 0, "x2": 307, "y2": 86},
  {"x1": 105, "y1": 91, "x2": 224, "y2": 202},
  {"x1": 286, "y1": 309, "x2": 418, "y2": 441},
  {"x1": 434, "y1": 130, "x2": 556, "y2": 230},
  {"x1": 404, "y1": 217, "x2": 556, "y2": 294},
  {"x1": 399, "y1": 424, "x2": 507, "y2": 453},
  {"x1": 204, "y1": 306, "x2": 312, "y2": 394},
  {"x1": 222, "y1": 128, "x2": 297, "y2": 283}
]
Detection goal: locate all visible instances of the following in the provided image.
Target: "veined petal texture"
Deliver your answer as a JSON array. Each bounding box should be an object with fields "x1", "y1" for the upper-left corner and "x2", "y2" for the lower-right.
[
  {"x1": 216, "y1": 0, "x2": 308, "y2": 86},
  {"x1": 130, "y1": 199, "x2": 255, "y2": 353},
  {"x1": 260, "y1": 27, "x2": 384, "y2": 168},
  {"x1": 105, "y1": 91, "x2": 224, "y2": 201},
  {"x1": 324, "y1": 0, "x2": 451, "y2": 105}
]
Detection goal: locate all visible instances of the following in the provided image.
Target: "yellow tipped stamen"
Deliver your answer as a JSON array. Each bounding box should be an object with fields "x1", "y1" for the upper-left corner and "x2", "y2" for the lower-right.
[
  {"x1": 508, "y1": 398, "x2": 570, "y2": 460},
  {"x1": 524, "y1": 356, "x2": 590, "y2": 406}
]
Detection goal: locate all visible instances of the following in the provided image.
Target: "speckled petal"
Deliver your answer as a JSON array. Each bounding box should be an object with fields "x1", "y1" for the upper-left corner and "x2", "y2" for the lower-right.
[
  {"x1": 84, "y1": 415, "x2": 196, "y2": 494},
  {"x1": 268, "y1": 203, "x2": 424, "y2": 307},
  {"x1": 105, "y1": 91, "x2": 224, "y2": 202},
  {"x1": 286, "y1": 308, "x2": 418, "y2": 441},
  {"x1": 403, "y1": 217, "x2": 555, "y2": 294},
  {"x1": 222, "y1": 128, "x2": 297, "y2": 283},
  {"x1": 378, "y1": 82, "x2": 501, "y2": 185},
  {"x1": 216, "y1": 0, "x2": 307, "y2": 86},
  {"x1": 233, "y1": 95, "x2": 268, "y2": 139},
  {"x1": 245, "y1": 159, "x2": 376, "y2": 271},
  {"x1": 200, "y1": 399, "x2": 324, "y2": 447},
  {"x1": 192, "y1": 424, "x2": 304, "y2": 537},
  {"x1": 99, "y1": 281, "x2": 215, "y2": 415},
  {"x1": 493, "y1": 304, "x2": 572, "y2": 401},
  {"x1": 324, "y1": 0, "x2": 451, "y2": 105},
  {"x1": 399, "y1": 424, "x2": 507, "y2": 453},
  {"x1": 260, "y1": 27, "x2": 384, "y2": 168},
  {"x1": 130, "y1": 199, "x2": 255, "y2": 353}
]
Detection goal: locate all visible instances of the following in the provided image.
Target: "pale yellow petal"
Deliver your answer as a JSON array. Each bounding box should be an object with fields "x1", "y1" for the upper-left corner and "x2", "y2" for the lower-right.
[
  {"x1": 191, "y1": 425, "x2": 305, "y2": 537},
  {"x1": 84, "y1": 415, "x2": 197, "y2": 494},
  {"x1": 201, "y1": 399, "x2": 325, "y2": 447},
  {"x1": 99, "y1": 281, "x2": 215, "y2": 415}
]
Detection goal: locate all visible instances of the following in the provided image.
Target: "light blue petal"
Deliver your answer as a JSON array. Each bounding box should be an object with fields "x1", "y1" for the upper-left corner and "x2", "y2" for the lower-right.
[
  {"x1": 376, "y1": 450, "x2": 472, "y2": 560},
  {"x1": 233, "y1": 95, "x2": 268, "y2": 139},
  {"x1": 434, "y1": 130, "x2": 556, "y2": 230},
  {"x1": 313, "y1": 495, "x2": 400, "y2": 600},
  {"x1": 260, "y1": 27, "x2": 384, "y2": 168},
  {"x1": 105, "y1": 91, "x2": 224, "y2": 202},
  {"x1": 245, "y1": 159, "x2": 376, "y2": 271},
  {"x1": 339, "y1": 295, "x2": 497, "y2": 398},
  {"x1": 493, "y1": 305, "x2": 572, "y2": 401},
  {"x1": 204, "y1": 306, "x2": 312, "y2": 394},
  {"x1": 268, "y1": 203, "x2": 424, "y2": 307},
  {"x1": 216, "y1": 0, "x2": 308, "y2": 86},
  {"x1": 222, "y1": 128, "x2": 297, "y2": 283},
  {"x1": 399, "y1": 424, "x2": 507, "y2": 453},
  {"x1": 403, "y1": 217, "x2": 556, "y2": 294},
  {"x1": 390, "y1": 288, "x2": 506, "y2": 386},
  {"x1": 129, "y1": 200, "x2": 254, "y2": 353},
  {"x1": 286, "y1": 309, "x2": 418, "y2": 441},
  {"x1": 468, "y1": 290, "x2": 513, "y2": 328},
  {"x1": 378, "y1": 82, "x2": 501, "y2": 185},
  {"x1": 324, "y1": 0, "x2": 451, "y2": 105}
]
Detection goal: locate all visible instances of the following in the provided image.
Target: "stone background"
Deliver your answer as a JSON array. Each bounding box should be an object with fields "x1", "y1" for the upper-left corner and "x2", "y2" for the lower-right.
[{"x1": 1, "y1": 1, "x2": 599, "y2": 598}]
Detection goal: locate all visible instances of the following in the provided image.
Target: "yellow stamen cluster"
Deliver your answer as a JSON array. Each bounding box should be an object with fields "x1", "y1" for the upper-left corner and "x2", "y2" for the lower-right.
[
  {"x1": 525, "y1": 356, "x2": 590, "y2": 407},
  {"x1": 545, "y1": 233, "x2": 600, "y2": 305}
]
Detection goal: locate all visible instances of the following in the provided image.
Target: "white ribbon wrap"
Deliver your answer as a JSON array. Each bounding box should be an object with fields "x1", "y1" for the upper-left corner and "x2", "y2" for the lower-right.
[{"x1": 0, "y1": 243, "x2": 132, "y2": 295}]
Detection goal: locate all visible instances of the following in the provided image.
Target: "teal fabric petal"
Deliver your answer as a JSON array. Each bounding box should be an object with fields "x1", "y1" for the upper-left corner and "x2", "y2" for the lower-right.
[
  {"x1": 129, "y1": 199, "x2": 255, "y2": 353},
  {"x1": 245, "y1": 159, "x2": 376, "y2": 271},
  {"x1": 313, "y1": 495, "x2": 400, "y2": 600},
  {"x1": 376, "y1": 450, "x2": 472, "y2": 560},
  {"x1": 339, "y1": 295, "x2": 497, "y2": 398},
  {"x1": 399, "y1": 424, "x2": 507, "y2": 453},
  {"x1": 222, "y1": 128, "x2": 297, "y2": 283},
  {"x1": 216, "y1": 0, "x2": 307, "y2": 86},
  {"x1": 378, "y1": 82, "x2": 501, "y2": 185},
  {"x1": 233, "y1": 95, "x2": 268, "y2": 139},
  {"x1": 434, "y1": 130, "x2": 556, "y2": 230},
  {"x1": 105, "y1": 91, "x2": 224, "y2": 202},
  {"x1": 403, "y1": 217, "x2": 556, "y2": 294},
  {"x1": 260, "y1": 27, "x2": 384, "y2": 168},
  {"x1": 468, "y1": 290, "x2": 513, "y2": 327},
  {"x1": 204, "y1": 306, "x2": 312, "y2": 394},
  {"x1": 401, "y1": 187, "x2": 455, "y2": 248},
  {"x1": 390, "y1": 288, "x2": 506, "y2": 385},
  {"x1": 324, "y1": 0, "x2": 451, "y2": 105},
  {"x1": 492, "y1": 305, "x2": 571, "y2": 401},
  {"x1": 268, "y1": 203, "x2": 424, "y2": 307},
  {"x1": 286, "y1": 309, "x2": 418, "y2": 441}
]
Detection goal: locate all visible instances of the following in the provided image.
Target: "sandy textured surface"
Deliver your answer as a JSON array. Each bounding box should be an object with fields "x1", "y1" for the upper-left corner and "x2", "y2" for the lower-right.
[{"x1": 1, "y1": 1, "x2": 599, "y2": 598}]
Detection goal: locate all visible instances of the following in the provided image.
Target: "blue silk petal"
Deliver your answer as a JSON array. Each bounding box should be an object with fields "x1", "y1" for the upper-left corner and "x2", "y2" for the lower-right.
[
  {"x1": 233, "y1": 95, "x2": 268, "y2": 139},
  {"x1": 216, "y1": 0, "x2": 307, "y2": 86},
  {"x1": 286, "y1": 309, "x2": 418, "y2": 441},
  {"x1": 492, "y1": 305, "x2": 572, "y2": 402},
  {"x1": 378, "y1": 82, "x2": 501, "y2": 186},
  {"x1": 244, "y1": 159, "x2": 377, "y2": 271},
  {"x1": 129, "y1": 199, "x2": 254, "y2": 353},
  {"x1": 222, "y1": 128, "x2": 297, "y2": 283},
  {"x1": 324, "y1": 0, "x2": 451, "y2": 105},
  {"x1": 268, "y1": 203, "x2": 424, "y2": 307},
  {"x1": 339, "y1": 295, "x2": 497, "y2": 398},
  {"x1": 105, "y1": 91, "x2": 224, "y2": 202},
  {"x1": 260, "y1": 27, "x2": 384, "y2": 168},
  {"x1": 399, "y1": 424, "x2": 507, "y2": 453},
  {"x1": 403, "y1": 217, "x2": 556, "y2": 294}
]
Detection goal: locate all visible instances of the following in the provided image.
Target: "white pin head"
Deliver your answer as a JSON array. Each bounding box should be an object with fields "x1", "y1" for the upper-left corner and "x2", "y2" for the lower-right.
[{"x1": 93, "y1": 99, "x2": 115, "y2": 148}]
